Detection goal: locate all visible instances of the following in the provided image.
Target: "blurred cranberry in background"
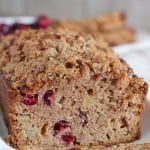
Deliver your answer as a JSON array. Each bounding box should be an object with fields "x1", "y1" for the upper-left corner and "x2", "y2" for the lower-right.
[
  {"x1": 0, "y1": 15, "x2": 53, "y2": 36},
  {"x1": 0, "y1": 24, "x2": 10, "y2": 35},
  {"x1": 9, "y1": 23, "x2": 29, "y2": 33},
  {"x1": 36, "y1": 15, "x2": 53, "y2": 28},
  {"x1": 16, "y1": 24, "x2": 29, "y2": 30}
]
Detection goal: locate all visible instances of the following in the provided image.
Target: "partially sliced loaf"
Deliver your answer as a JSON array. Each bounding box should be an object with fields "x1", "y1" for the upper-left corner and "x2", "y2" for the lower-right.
[{"x1": 0, "y1": 29, "x2": 148, "y2": 150}]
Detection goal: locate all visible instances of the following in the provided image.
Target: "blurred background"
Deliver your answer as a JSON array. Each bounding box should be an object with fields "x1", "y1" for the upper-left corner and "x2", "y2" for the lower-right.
[
  {"x1": 0, "y1": 0, "x2": 150, "y2": 83},
  {"x1": 0, "y1": 0, "x2": 150, "y2": 84},
  {"x1": 0, "y1": 0, "x2": 149, "y2": 31}
]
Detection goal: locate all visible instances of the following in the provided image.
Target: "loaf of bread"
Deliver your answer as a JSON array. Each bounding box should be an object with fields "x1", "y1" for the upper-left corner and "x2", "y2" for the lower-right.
[
  {"x1": 0, "y1": 29, "x2": 148, "y2": 150},
  {"x1": 53, "y1": 12, "x2": 126, "y2": 32},
  {"x1": 92, "y1": 27, "x2": 135, "y2": 46},
  {"x1": 53, "y1": 12, "x2": 135, "y2": 46},
  {"x1": 89, "y1": 12, "x2": 126, "y2": 31}
]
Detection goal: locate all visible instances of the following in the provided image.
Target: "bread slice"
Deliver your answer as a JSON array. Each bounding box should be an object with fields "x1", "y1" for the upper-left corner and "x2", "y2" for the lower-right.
[
  {"x1": 53, "y1": 12, "x2": 135, "y2": 46},
  {"x1": 53, "y1": 12, "x2": 126, "y2": 32},
  {"x1": 0, "y1": 29, "x2": 148, "y2": 150},
  {"x1": 91, "y1": 12, "x2": 126, "y2": 32},
  {"x1": 92, "y1": 27, "x2": 135, "y2": 46}
]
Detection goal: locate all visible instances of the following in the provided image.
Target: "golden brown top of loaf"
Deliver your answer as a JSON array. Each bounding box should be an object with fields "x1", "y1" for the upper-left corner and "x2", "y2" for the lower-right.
[{"x1": 0, "y1": 29, "x2": 142, "y2": 90}]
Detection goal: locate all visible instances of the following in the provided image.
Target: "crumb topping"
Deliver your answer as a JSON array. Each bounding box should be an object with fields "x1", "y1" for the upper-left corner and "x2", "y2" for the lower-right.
[{"x1": 0, "y1": 29, "x2": 139, "y2": 90}]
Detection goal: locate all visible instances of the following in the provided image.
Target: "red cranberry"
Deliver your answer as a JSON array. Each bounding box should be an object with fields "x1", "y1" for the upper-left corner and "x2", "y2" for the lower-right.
[
  {"x1": 43, "y1": 90, "x2": 55, "y2": 105},
  {"x1": 9, "y1": 23, "x2": 29, "y2": 33},
  {"x1": 79, "y1": 109, "x2": 88, "y2": 127},
  {"x1": 0, "y1": 24, "x2": 10, "y2": 35},
  {"x1": 18, "y1": 24, "x2": 29, "y2": 30},
  {"x1": 22, "y1": 94, "x2": 38, "y2": 105},
  {"x1": 36, "y1": 15, "x2": 52, "y2": 28},
  {"x1": 61, "y1": 133, "x2": 75, "y2": 145},
  {"x1": 53, "y1": 120, "x2": 71, "y2": 135}
]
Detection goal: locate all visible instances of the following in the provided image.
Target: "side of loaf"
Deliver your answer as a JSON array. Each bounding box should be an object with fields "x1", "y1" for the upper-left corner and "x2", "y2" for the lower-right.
[{"x1": 0, "y1": 29, "x2": 148, "y2": 150}]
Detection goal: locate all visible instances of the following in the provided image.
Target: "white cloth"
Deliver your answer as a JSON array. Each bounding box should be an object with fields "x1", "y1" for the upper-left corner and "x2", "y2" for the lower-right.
[{"x1": 0, "y1": 138, "x2": 14, "y2": 150}]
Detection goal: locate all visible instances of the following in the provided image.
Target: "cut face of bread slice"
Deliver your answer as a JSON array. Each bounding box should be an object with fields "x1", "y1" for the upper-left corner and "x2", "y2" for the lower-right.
[{"x1": 0, "y1": 29, "x2": 148, "y2": 150}]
